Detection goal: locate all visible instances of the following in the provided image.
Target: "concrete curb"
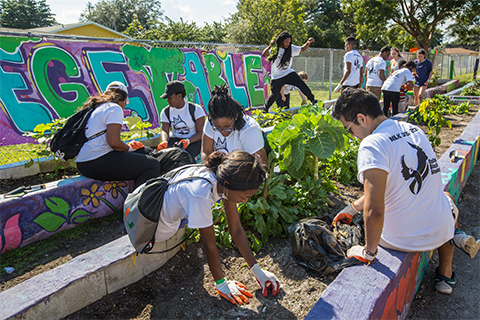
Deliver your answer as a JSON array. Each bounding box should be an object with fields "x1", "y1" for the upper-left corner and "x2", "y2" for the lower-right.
[
  {"x1": 0, "y1": 230, "x2": 184, "y2": 320},
  {"x1": 306, "y1": 100, "x2": 480, "y2": 319}
]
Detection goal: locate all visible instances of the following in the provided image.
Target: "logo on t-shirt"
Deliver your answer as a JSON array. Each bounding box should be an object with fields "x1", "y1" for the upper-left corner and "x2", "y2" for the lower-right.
[
  {"x1": 400, "y1": 142, "x2": 430, "y2": 195},
  {"x1": 172, "y1": 116, "x2": 190, "y2": 135},
  {"x1": 354, "y1": 57, "x2": 362, "y2": 70},
  {"x1": 214, "y1": 137, "x2": 229, "y2": 153}
]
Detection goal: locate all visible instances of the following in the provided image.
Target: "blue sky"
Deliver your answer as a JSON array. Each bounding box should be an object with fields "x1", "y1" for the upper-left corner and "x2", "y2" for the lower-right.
[{"x1": 46, "y1": 0, "x2": 237, "y2": 26}]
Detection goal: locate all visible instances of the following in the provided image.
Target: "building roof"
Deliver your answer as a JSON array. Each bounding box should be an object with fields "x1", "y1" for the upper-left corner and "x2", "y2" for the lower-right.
[{"x1": 444, "y1": 48, "x2": 479, "y2": 56}]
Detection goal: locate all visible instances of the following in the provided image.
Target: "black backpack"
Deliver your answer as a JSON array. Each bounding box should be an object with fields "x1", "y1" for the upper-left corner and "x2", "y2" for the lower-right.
[
  {"x1": 49, "y1": 104, "x2": 106, "y2": 161},
  {"x1": 164, "y1": 102, "x2": 196, "y2": 124},
  {"x1": 124, "y1": 164, "x2": 212, "y2": 254},
  {"x1": 150, "y1": 145, "x2": 195, "y2": 176}
]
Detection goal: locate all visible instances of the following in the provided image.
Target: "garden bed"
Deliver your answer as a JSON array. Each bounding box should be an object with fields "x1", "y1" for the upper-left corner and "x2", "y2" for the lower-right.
[{"x1": 1, "y1": 103, "x2": 478, "y2": 319}]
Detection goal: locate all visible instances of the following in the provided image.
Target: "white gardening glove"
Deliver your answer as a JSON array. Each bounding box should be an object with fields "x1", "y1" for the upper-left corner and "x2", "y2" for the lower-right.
[
  {"x1": 215, "y1": 279, "x2": 252, "y2": 305},
  {"x1": 331, "y1": 203, "x2": 359, "y2": 227},
  {"x1": 347, "y1": 245, "x2": 376, "y2": 263},
  {"x1": 251, "y1": 263, "x2": 280, "y2": 297},
  {"x1": 334, "y1": 84, "x2": 342, "y2": 93}
]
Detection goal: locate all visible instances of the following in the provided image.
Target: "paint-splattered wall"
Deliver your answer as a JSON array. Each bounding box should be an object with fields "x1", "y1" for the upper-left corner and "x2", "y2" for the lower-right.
[{"x1": 0, "y1": 36, "x2": 271, "y2": 146}]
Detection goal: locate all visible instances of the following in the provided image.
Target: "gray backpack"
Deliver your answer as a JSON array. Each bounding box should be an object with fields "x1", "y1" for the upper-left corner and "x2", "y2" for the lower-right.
[{"x1": 123, "y1": 164, "x2": 212, "y2": 254}]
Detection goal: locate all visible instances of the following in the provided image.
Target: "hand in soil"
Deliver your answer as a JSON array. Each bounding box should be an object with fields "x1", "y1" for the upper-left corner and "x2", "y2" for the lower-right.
[{"x1": 215, "y1": 280, "x2": 252, "y2": 304}]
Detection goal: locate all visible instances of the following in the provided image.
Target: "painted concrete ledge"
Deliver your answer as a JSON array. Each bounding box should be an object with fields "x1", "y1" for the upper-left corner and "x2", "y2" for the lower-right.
[
  {"x1": 0, "y1": 176, "x2": 134, "y2": 254},
  {"x1": 306, "y1": 106, "x2": 480, "y2": 319},
  {"x1": 0, "y1": 230, "x2": 184, "y2": 320}
]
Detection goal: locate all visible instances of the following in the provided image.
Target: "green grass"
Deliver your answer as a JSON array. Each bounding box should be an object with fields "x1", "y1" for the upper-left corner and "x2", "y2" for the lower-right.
[
  {"x1": 281, "y1": 80, "x2": 342, "y2": 109},
  {"x1": 452, "y1": 72, "x2": 476, "y2": 88},
  {"x1": 0, "y1": 143, "x2": 46, "y2": 166}
]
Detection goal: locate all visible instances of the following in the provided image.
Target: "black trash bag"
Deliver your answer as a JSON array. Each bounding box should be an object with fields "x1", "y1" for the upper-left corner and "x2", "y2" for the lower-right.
[
  {"x1": 333, "y1": 215, "x2": 365, "y2": 251},
  {"x1": 288, "y1": 217, "x2": 365, "y2": 277},
  {"x1": 150, "y1": 145, "x2": 194, "y2": 176}
]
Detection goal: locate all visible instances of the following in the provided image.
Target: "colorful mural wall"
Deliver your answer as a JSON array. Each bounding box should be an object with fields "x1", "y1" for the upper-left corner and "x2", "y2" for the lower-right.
[{"x1": 0, "y1": 36, "x2": 271, "y2": 146}]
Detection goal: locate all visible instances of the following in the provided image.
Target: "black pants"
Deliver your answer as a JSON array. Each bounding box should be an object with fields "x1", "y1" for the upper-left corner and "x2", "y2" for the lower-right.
[
  {"x1": 77, "y1": 147, "x2": 160, "y2": 189},
  {"x1": 275, "y1": 93, "x2": 291, "y2": 109},
  {"x1": 382, "y1": 90, "x2": 400, "y2": 116},
  {"x1": 168, "y1": 137, "x2": 201, "y2": 160},
  {"x1": 265, "y1": 72, "x2": 314, "y2": 108}
]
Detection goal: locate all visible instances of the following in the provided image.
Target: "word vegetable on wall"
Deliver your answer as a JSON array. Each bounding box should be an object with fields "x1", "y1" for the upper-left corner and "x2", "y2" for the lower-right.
[{"x1": 0, "y1": 36, "x2": 271, "y2": 146}]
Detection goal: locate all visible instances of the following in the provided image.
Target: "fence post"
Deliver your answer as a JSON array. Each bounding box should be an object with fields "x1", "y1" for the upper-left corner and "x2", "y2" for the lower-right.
[
  {"x1": 450, "y1": 59, "x2": 455, "y2": 79},
  {"x1": 329, "y1": 50, "x2": 333, "y2": 100},
  {"x1": 474, "y1": 58, "x2": 479, "y2": 80}
]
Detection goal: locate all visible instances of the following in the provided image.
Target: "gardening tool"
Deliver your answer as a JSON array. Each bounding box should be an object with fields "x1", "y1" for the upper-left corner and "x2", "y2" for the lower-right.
[
  {"x1": 4, "y1": 184, "x2": 46, "y2": 196},
  {"x1": 449, "y1": 150, "x2": 467, "y2": 162}
]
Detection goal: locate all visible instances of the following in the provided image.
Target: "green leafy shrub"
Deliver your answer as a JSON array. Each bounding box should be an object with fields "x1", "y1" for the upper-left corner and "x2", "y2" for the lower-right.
[
  {"x1": 250, "y1": 108, "x2": 292, "y2": 128},
  {"x1": 321, "y1": 138, "x2": 360, "y2": 185},
  {"x1": 461, "y1": 80, "x2": 480, "y2": 96}
]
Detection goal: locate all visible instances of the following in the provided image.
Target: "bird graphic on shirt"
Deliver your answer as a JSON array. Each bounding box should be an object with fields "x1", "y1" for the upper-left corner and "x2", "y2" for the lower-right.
[
  {"x1": 214, "y1": 137, "x2": 229, "y2": 153},
  {"x1": 172, "y1": 116, "x2": 190, "y2": 135},
  {"x1": 400, "y1": 142, "x2": 430, "y2": 195}
]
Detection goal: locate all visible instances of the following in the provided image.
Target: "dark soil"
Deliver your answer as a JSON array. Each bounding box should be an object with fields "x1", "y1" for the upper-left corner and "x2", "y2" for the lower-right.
[{"x1": 0, "y1": 104, "x2": 479, "y2": 319}]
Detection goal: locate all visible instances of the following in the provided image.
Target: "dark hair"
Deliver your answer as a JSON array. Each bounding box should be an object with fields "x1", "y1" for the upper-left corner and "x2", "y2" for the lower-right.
[
  {"x1": 380, "y1": 46, "x2": 390, "y2": 54},
  {"x1": 205, "y1": 151, "x2": 266, "y2": 191},
  {"x1": 81, "y1": 89, "x2": 127, "y2": 110},
  {"x1": 404, "y1": 60, "x2": 417, "y2": 70},
  {"x1": 398, "y1": 60, "x2": 407, "y2": 68},
  {"x1": 268, "y1": 31, "x2": 292, "y2": 68},
  {"x1": 173, "y1": 89, "x2": 186, "y2": 99},
  {"x1": 417, "y1": 49, "x2": 426, "y2": 56},
  {"x1": 332, "y1": 88, "x2": 383, "y2": 122},
  {"x1": 207, "y1": 85, "x2": 246, "y2": 131},
  {"x1": 345, "y1": 36, "x2": 356, "y2": 46}
]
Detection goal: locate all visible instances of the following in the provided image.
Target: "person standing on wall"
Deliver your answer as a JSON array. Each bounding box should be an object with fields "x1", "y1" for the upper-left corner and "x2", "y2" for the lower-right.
[
  {"x1": 413, "y1": 49, "x2": 433, "y2": 106},
  {"x1": 262, "y1": 31, "x2": 318, "y2": 111},
  {"x1": 156, "y1": 81, "x2": 206, "y2": 160},
  {"x1": 277, "y1": 71, "x2": 309, "y2": 109},
  {"x1": 75, "y1": 81, "x2": 160, "y2": 189},
  {"x1": 335, "y1": 36, "x2": 364, "y2": 93},
  {"x1": 365, "y1": 47, "x2": 391, "y2": 101},
  {"x1": 390, "y1": 48, "x2": 407, "y2": 112}
]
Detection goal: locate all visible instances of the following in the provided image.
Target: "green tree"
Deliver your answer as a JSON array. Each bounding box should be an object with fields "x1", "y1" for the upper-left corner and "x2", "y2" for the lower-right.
[
  {"x1": 200, "y1": 21, "x2": 226, "y2": 43},
  {"x1": 447, "y1": 2, "x2": 480, "y2": 48},
  {"x1": 0, "y1": 0, "x2": 56, "y2": 29},
  {"x1": 225, "y1": 0, "x2": 307, "y2": 45},
  {"x1": 342, "y1": 0, "x2": 476, "y2": 52},
  {"x1": 80, "y1": 0, "x2": 163, "y2": 32}
]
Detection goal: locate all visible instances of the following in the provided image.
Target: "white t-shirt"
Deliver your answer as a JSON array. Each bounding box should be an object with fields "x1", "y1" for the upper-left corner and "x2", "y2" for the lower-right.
[
  {"x1": 160, "y1": 100, "x2": 206, "y2": 139},
  {"x1": 357, "y1": 119, "x2": 454, "y2": 251},
  {"x1": 75, "y1": 102, "x2": 124, "y2": 162},
  {"x1": 271, "y1": 45, "x2": 302, "y2": 80},
  {"x1": 343, "y1": 50, "x2": 363, "y2": 86},
  {"x1": 382, "y1": 68, "x2": 413, "y2": 92},
  {"x1": 283, "y1": 84, "x2": 298, "y2": 95},
  {"x1": 204, "y1": 115, "x2": 264, "y2": 155},
  {"x1": 365, "y1": 56, "x2": 386, "y2": 87},
  {"x1": 132, "y1": 166, "x2": 221, "y2": 242}
]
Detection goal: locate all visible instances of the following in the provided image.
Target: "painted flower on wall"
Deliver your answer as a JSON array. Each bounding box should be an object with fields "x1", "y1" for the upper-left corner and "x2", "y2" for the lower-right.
[
  {"x1": 104, "y1": 181, "x2": 127, "y2": 199},
  {"x1": 81, "y1": 184, "x2": 104, "y2": 207},
  {"x1": 0, "y1": 214, "x2": 22, "y2": 254}
]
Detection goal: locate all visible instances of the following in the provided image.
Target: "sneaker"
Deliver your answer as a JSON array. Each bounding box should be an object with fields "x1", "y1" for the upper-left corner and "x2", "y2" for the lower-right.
[
  {"x1": 311, "y1": 99, "x2": 318, "y2": 106},
  {"x1": 450, "y1": 229, "x2": 480, "y2": 259},
  {"x1": 435, "y1": 268, "x2": 457, "y2": 294}
]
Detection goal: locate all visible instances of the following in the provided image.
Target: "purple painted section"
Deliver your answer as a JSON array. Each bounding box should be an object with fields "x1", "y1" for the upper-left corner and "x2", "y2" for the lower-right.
[
  {"x1": 306, "y1": 106, "x2": 480, "y2": 320},
  {"x1": 0, "y1": 177, "x2": 134, "y2": 254}
]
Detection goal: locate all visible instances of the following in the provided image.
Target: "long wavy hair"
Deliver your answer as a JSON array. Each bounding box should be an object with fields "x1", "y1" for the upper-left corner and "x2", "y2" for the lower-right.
[
  {"x1": 80, "y1": 88, "x2": 127, "y2": 110},
  {"x1": 268, "y1": 31, "x2": 292, "y2": 68}
]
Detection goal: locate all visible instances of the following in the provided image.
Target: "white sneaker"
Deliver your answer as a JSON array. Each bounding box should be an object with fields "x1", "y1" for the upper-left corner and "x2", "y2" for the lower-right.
[
  {"x1": 435, "y1": 268, "x2": 457, "y2": 294},
  {"x1": 450, "y1": 229, "x2": 480, "y2": 259}
]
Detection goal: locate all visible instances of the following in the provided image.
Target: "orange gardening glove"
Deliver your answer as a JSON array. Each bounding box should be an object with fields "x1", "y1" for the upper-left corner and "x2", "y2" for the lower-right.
[
  {"x1": 331, "y1": 203, "x2": 359, "y2": 227},
  {"x1": 404, "y1": 84, "x2": 411, "y2": 91},
  {"x1": 156, "y1": 141, "x2": 168, "y2": 151},
  {"x1": 128, "y1": 140, "x2": 144, "y2": 150},
  {"x1": 178, "y1": 139, "x2": 189, "y2": 149},
  {"x1": 215, "y1": 279, "x2": 252, "y2": 305}
]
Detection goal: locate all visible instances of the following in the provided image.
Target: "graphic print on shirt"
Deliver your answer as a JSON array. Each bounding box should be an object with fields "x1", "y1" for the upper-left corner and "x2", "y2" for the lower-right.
[
  {"x1": 400, "y1": 142, "x2": 430, "y2": 195},
  {"x1": 214, "y1": 137, "x2": 229, "y2": 153},
  {"x1": 368, "y1": 64, "x2": 375, "y2": 76},
  {"x1": 353, "y1": 57, "x2": 362, "y2": 70},
  {"x1": 172, "y1": 116, "x2": 190, "y2": 135}
]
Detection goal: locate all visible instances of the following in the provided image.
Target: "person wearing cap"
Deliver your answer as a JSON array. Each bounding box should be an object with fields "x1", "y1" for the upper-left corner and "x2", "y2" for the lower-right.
[
  {"x1": 75, "y1": 81, "x2": 160, "y2": 189},
  {"x1": 157, "y1": 81, "x2": 206, "y2": 159}
]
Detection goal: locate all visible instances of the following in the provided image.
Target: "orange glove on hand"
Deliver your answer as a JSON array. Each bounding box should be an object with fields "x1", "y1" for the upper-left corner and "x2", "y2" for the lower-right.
[
  {"x1": 215, "y1": 279, "x2": 252, "y2": 305},
  {"x1": 178, "y1": 139, "x2": 189, "y2": 149},
  {"x1": 331, "y1": 203, "x2": 359, "y2": 227},
  {"x1": 347, "y1": 245, "x2": 376, "y2": 263},
  {"x1": 156, "y1": 141, "x2": 168, "y2": 151},
  {"x1": 128, "y1": 141, "x2": 144, "y2": 151},
  {"x1": 251, "y1": 263, "x2": 280, "y2": 297}
]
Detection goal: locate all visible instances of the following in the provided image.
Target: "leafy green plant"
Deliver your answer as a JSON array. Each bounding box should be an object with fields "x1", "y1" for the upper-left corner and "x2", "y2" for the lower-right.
[
  {"x1": 267, "y1": 104, "x2": 346, "y2": 180},
  {"x1": 433, "y1": 94, "x2": 470, "y2": 115},
  {"x1": 124, "y1": 114, "x2": 155, "y2": 140},
  {"x1": 321, "y1": 138, "x2": 360, "y2": 186},
  {"x1": 250, "y1": 108, "x2": 292, "y2": 128},
  {"x1": 460, "y1": 81, "x2": 480, "y2": 96},
  {"x1": 427, "y1": 70, "x2": 440, "y2": 88},
  {"x1": 408, "y1": 98, "x2": 452, "y2": 148}
]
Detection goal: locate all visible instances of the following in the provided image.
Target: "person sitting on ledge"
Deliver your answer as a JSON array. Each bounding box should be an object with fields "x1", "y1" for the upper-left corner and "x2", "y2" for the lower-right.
[{"x1": 331, "y1": 88, "x2": 480, "y2": 294}]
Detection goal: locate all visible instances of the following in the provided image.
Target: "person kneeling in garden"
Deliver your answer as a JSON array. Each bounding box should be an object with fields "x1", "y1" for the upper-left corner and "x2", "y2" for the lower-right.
[
  {"x1": 331, "y1": 88, "x2": 480, "y2": 294},
  {"x1": 144, "y1": 150, "x2": 280, "y2": 303}
]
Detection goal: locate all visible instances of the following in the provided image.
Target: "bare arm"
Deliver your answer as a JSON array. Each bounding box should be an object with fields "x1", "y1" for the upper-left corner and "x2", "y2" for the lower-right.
[
  {"x1": 223, "y1": 199, "x2": 256, "y2": 267},
  {"x1": 280, "y1": 86, "x2": 286, "y2": 101},
  {"x1": 160, "y1": 122, "x2": 170, "y2": 143},
  {"x1": 300, "y1": 37, "x2": 314, "y2": 53},
  {"x1": 378, "y1": 68, "x2": 386, "y2": 82},
  {"x1": 106, "y1": 123, "x2": 129, "y2": 151},
  {"x1": 359, "y1": 66, "x2": 364, "y2": 87},
  {"x1": 253, "y1": 148, "x2": 268, "y2": 170},
  {"x1": 262, "y1": 39, "x2": 275, "y2": 58},
  {"x1": 201, "y1": 135, "x2": 214, "y2": 163},
  {"x1": 199, "y1": 226, "x2": 224, "y2": 281},
  {"x1": 339, "y1": 61, "x2": 352, "y2": 86},
  {"x1": 189, "y1": 116, "x2": 205, "y2": 143},
  {"x1": 362, "y1": 168, "x2": 388, "y2": 254}
]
